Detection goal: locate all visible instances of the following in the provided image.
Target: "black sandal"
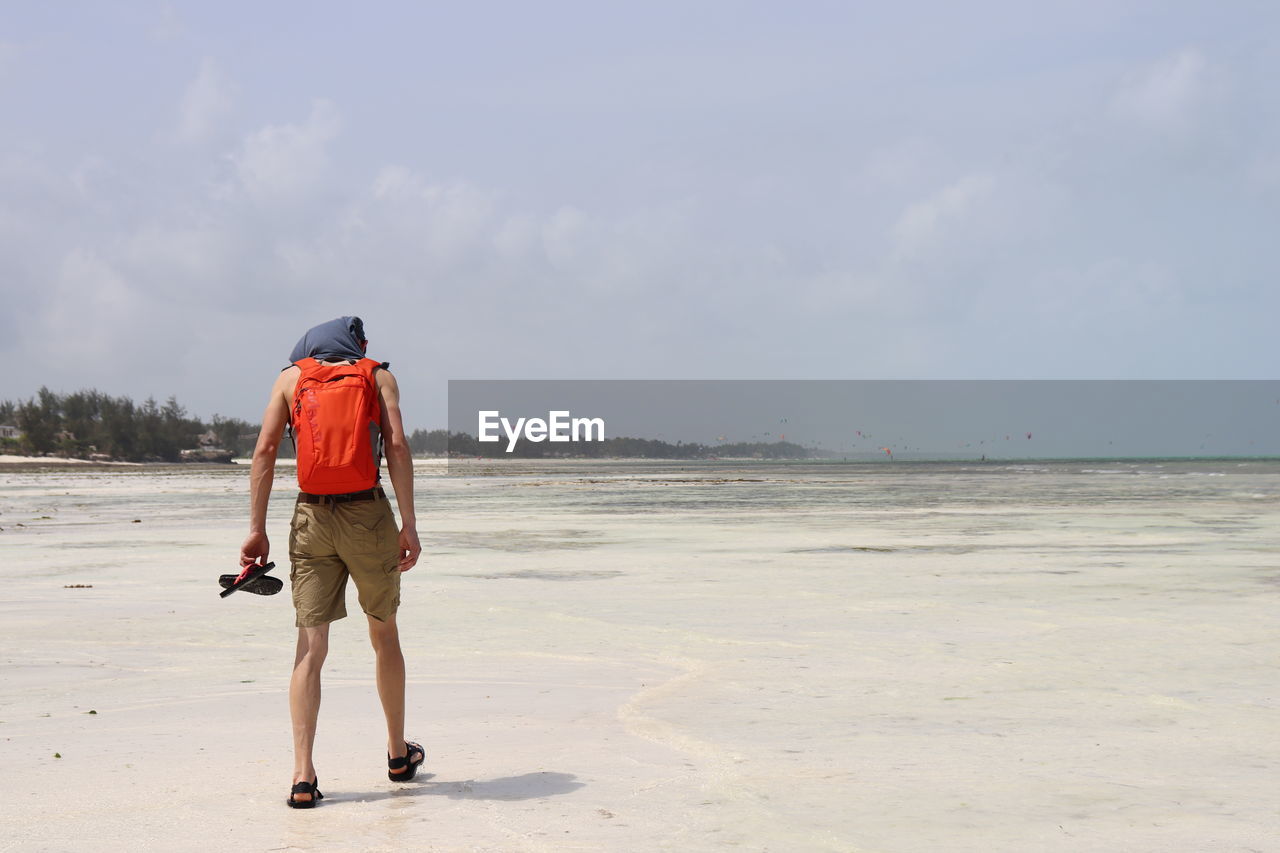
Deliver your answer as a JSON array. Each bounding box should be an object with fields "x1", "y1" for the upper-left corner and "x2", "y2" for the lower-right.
[
  {"x1": 388, "y1": 741, "x2": 425, "y2": 782},
  {"x1": 287, "y1": 778, "x2": 323, "y2": 808},
  {"x1": 219, "y1": 562, "x2": 281, "y2": 598}
]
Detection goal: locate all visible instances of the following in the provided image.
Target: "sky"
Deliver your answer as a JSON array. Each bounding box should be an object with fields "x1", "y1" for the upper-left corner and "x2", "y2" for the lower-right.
[{"x1": 1, "y1": 1, "x2": 1277, "y2": 429}]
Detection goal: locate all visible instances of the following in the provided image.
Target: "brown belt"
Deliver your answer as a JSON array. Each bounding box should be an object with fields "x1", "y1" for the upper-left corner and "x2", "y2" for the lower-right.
[{"x1": 296, "y1": 487, "x2": 386, "y2": 505}]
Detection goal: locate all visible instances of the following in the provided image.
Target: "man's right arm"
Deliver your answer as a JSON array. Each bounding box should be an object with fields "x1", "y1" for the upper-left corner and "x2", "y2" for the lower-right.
[
  {"x1": 375, "y1": 369, "x2": 421, "y2": 572},
  {"x1": 239, "y1": 368, "x2": 296, "y2": 568}
]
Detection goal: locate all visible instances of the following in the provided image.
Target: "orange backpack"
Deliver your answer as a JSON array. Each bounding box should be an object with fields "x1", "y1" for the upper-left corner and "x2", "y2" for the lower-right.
[{"x1": 290, "y1": 357, "x2": 385, "y2": 494}]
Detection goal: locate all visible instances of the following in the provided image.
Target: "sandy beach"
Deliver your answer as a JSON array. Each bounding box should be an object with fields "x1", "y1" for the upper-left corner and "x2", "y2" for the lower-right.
[{"x1": 1, "y1": 458, "x2": 1277, "y2": 852}]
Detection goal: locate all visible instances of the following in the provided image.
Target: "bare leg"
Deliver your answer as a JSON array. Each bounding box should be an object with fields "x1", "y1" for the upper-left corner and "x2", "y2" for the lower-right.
[
  {"x1": 290, "y1": 624, "x2": 330, "y2": 801},
  {"x1": 367, "y1": 613, "x2": 407, "y2": 758}
]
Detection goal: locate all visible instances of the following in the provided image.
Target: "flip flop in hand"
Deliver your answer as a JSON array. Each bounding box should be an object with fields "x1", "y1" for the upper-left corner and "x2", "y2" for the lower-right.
[{"x1": 219, "y1": 561, "x2": 283, "y2": 597}]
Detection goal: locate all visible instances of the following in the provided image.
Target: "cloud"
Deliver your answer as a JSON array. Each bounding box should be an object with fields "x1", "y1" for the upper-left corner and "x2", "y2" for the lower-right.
[
  {"x1": 121, "y1": 222, "x2": 238, "y2": 298},
  {"x1": 541, "y1": 205, "x2": 588, "y2": 269},
  {"x1": 861, "y1": 138, "x2": 945, "y2": 191},
  {"x1": 1048, "y1": 258, "x2": 1178, "y2": 315},
  {"x1": 1111, "y1": 48, "x2": 1209, "y2": 126},
  {"x1": 891, "y1": 173, "x2": 994, "y2": 258},
  {"x1": 175, "y1": 60, "x2": 233, "y2": 144},
  {"x1": 39, "y1": 249, "x2": 143, "y2": 368},
  {"x1": 150, "y1": 2, "x2": 184, "y2": 42},
  {"x1": 228, "y1": 99, "x2": 340, "y2": 201},
  {"x1": 274, "y1": 167, "x2": 503, "y2": 284},
  {"x1": 492, "y1": 214, "x2": 538, "y2": 258}
]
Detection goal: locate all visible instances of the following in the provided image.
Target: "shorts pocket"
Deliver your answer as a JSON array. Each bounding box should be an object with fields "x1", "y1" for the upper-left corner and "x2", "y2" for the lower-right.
[
  {"x1": 348, "y1": 504, "x2": 393, "y2": 555},
  {"x1": 289, "y1": 513, "x2": 312, "y2": 559}
]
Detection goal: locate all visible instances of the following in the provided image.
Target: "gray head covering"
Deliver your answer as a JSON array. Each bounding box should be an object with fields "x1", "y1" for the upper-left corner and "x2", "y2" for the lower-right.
[{"x1": 289, "y1": 316, "x2": 367, "y2": 363}]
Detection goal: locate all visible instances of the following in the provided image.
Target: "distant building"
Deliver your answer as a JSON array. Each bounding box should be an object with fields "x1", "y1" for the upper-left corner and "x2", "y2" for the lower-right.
[
  {"x1": 181, "y1": 429, "x2": 234, "y2": 463},
  {"x1": 0, "y1": 424, "x2": 23, "y2": 440}
]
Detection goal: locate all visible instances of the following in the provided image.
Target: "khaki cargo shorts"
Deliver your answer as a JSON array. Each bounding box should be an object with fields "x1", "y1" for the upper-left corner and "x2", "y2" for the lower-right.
[{"x1": 288, "y1": 495, "x2": 401, "y2": 627}]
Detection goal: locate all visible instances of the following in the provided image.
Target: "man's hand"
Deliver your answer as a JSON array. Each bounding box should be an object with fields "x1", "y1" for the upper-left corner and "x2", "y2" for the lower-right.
[
  {"x1": 397, "y1": 526, "x2": 421, "y2": 572},
  {"x1": 240, "y1": 531, "x2": 270, "y2": 568}
]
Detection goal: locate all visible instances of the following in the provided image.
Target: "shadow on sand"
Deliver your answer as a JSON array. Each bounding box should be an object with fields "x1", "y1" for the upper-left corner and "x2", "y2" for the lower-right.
[{"x1": 327, "y1": 771, "x2": 585, "y2": 804}]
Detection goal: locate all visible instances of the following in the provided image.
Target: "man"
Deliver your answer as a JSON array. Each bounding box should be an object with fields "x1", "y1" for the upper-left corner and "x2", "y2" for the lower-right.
[{"x1": 239, "y1": 316, "x2": 423, "y2": 808}]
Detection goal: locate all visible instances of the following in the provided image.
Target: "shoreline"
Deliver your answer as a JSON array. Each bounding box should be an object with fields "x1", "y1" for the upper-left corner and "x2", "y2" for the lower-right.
[{"x1": 3, "y1": 453, "x2": 1278, "y2": 474}]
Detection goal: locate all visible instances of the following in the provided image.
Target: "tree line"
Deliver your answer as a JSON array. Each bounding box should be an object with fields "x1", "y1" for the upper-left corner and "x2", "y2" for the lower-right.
[{"x1": 0, "y1": 388, "x2": 264, "y2": 462}]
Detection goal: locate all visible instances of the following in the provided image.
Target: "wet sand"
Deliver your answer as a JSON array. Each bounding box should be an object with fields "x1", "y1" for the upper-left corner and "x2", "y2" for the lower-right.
[{"x1": 1, "y1": 459, "x2": 1277, "y2": 851}]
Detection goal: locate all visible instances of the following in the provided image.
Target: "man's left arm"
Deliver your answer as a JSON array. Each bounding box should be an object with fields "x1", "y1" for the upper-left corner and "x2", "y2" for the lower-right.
[{"x1": 377, "y1": 369, "x2": 421, "y2": 572}]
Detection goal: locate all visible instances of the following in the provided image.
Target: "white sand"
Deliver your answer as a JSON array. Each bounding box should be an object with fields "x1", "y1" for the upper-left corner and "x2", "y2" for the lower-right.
[
  {"x1": 1, "y1": 460, "x2": 1277, "y2": 851},
  {"x1": 0, "y1": 455, "x2": 142, "y2": 466}
]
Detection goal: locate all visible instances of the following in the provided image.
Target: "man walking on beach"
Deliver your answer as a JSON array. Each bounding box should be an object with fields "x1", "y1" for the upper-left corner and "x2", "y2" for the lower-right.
[{"x1": 239, "y1": 316, "x2": 423, "y2": 808}]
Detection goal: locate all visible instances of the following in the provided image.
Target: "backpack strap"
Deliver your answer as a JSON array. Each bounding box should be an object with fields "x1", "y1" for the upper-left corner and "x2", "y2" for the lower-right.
[
  {"x1": 363, "y1": 359, "x2": 389, "y2": 472},
  {"x1": 282, "y1": 361, "x2": 310, "y2": 455}
]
